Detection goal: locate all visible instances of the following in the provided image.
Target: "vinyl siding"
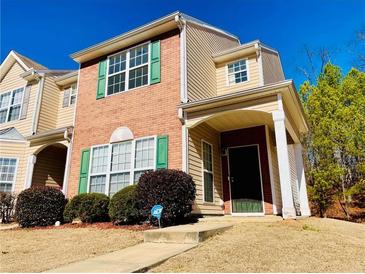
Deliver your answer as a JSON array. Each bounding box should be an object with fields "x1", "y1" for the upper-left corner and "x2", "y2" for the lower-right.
[
  {"x1": 288, "y1": 144, "x2": 301, "y2": 214},
  {"x1": 216, "y1": 54, "x2": 261, "y2": 96},
  {"x1": 0, "y1": 62, "x2": 38, "y2": 136},
  {"x1": 262, "y1": 49, "x2": 285, "y2": 85},
  {"x1": 186, "y1": 23, "x2": 239, "y2": 101},
  {"x1": 0, "y1": 141, "x2": 28, "y2": 193},
  {"x1": 268, "y1": 129, "x2": 282, "y2": 213},
  {"x1": 56, "y1": 87, "x2": 76, "y2": 128},
  {"x1": 37, "y1": 77, "x2": 59, "y2": 132},
  {"x1": 189, "y1": 122, "x2": 223, "y2": 214}
]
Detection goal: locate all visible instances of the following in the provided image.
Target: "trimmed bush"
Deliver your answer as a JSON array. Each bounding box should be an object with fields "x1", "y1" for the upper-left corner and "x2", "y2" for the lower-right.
[
  {"x1": 15, "y1": 187, "x2": 66, "y2": 227},
  {"x1": 0, "y1": 192, "x2": 16, "y2": 223},
  {"x1": 136, "y1": 169, "x2": 196, "y2": 226},
  {"x1": 109, "y1": 185, "x2": 139, "y2": 225},
  {"x1": 64, "y1": 193, "x2": 109, "y2": 223}
]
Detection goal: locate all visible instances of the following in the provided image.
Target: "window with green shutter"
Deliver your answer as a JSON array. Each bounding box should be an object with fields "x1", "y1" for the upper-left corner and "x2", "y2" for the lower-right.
[
  {"x1": 150, "y1": 40, "x2": 161, "y2": 84},
  {"x1": 96, "y1": 59, "x2": 107, "y2": 99},
  {"x1": 78, "y1": 148, "x2": 90, "y2": 194}
]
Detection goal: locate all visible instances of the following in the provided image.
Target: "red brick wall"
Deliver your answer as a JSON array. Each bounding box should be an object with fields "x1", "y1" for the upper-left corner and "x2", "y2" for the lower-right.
[
  {"x1": 221, "y1": 126, "x2": 273, "y2": 215},
  {"x1": 67, "y1": 30, "x2": 182, "y2": 197}
]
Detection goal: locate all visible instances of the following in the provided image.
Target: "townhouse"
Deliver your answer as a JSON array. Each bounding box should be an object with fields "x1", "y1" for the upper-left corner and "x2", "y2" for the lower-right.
[
  {"x1": 0, "y1": 51, "x2": 77, "y2": 194},
  {"x1": 1, "y1": 11, "x2": 310, "y2": 219}
]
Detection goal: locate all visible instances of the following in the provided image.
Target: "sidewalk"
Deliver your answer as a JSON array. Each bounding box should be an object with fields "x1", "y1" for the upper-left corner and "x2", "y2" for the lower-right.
[{"x1": 45, "y1": 242, "x2": 196, "y2": 273}]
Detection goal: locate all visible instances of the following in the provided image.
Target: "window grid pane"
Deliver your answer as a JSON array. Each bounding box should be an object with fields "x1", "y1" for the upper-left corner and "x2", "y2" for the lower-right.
[
  {"x1": 135, "y1": 138, "x2": 155, "y2": 169},
  {"x1": 109, "y1": 172, "x2": 130, "y2": 195},
  {"x1": 228, "y1": 60, "x2": 248, "y2": 85},
  {"x1": 111, "y1": 142, "x2": 132, "y2": 171},
  {"x1": 90, "y1": 175, "x2": 106, "y2": 193},
  {"x1": 0, "y1": 88, "x2": 23, "y2": 124},
  {"x1": 129, "y1": 66, "x2": 148, "y2": 89},
  {"x1": 0, "y1": 158, "x2": 17, "y2": 192},
  {"x1": 129, "y1": 45, "x2": 148, "y2": 68},
  {"x1": 91, "y1": 146, "x2": 109, "y2": 174}
]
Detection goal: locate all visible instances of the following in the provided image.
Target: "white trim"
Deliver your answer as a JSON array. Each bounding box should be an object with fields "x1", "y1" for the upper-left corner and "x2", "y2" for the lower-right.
[
  {"x1": 258, "y1": 48, "x2": 264, "y2": 86},
  {"x1": 0, "y1": 139, "x2": 27, "y2": 143},
  {"x1": 87, "y1": 135, "x2": 157, "y2": 196},
  {"x1": 201, "y1": 139, "x2": 214, "y2": 204},
  {"x1": 178, "y1": 19, "x2": 188, "y2": 103},
  {"x1": 182, "y1": 125, "x2": 188, "y2": 172},
  {"x1": 104, "y1": 42, "x2": 150, "y2": 98},
  {"x1": 31, "y1": 74, "x2": 45, "y2": 134},
  {"x1": 265, "y1": 125, "x2": 277, "y2": 214},
  {"x1": 24, "y1": 154, "x2": 36, "y2": 189},
  {"x1": 62, "y1": 143, "x2": 72, "y2": 195},
  {"x1": 0, "y1": 156, "x2": 19, "y2": 192},
  {"x1": 225, "y1": 58, "x2": 250, "y2": 87},
  {"x1": 227, "y1": 144, "x2": 265, "y2": 215}
]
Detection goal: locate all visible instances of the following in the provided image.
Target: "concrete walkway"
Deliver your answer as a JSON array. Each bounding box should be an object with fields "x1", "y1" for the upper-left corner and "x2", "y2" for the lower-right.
[
  {"x1": 0, "y1": 223, "x2": 18, "y2": 230},
  {"x1": 46, "y1": 242, "x2": 196, "y2": 273}
]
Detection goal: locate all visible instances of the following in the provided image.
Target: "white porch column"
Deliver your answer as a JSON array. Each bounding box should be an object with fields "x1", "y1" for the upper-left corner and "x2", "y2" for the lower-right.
[
  {"x1": 24, "y1": 155, "x2": 36, "y2": 189},
  {"x1": 62, "y1": 144, "x2": 72, "y2": 196},
  {"x1": 273, "y1": 110, "x2": 296, "y2": 219},
  {"x1": 294, "y1": 144, "x2": 311, "y2": 216}
]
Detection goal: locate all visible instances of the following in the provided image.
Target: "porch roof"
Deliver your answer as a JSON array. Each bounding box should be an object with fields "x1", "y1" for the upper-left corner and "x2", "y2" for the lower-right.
[{"x1": 179, "y1": 80, "x2": 309, "y2": 134}]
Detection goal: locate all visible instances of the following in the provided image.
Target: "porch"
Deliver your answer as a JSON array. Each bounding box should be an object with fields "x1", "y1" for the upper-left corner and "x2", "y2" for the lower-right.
[{"x1": 181, "y1": 81, "x2": 311, "y2": 219}]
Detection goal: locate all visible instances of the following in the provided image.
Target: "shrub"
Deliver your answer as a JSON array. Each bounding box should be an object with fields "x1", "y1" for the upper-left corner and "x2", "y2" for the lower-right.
[
  {"x1": 0, "y1": 192, "x2": 16, "y2": 223},
  {"x1": 136, "y1": 169, "x2": 196, "y2": 226},
  {"x1": 109, "y1": 185, "x2": 139, "y2": 225},
  {"x1": 15, "y1": 187, "x2": 66, "y2": 227},
  {"x1": 64, "y1": 193, "x2": 109, "y2": 223}
]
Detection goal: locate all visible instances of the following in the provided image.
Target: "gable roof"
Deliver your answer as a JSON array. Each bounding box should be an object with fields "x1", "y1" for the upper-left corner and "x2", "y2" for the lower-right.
[
  {"x1": 71, "y1": 11, "x2": 240, "y2": 63},
  {"x1": 12, "y1": 50, "x2": 48, "y2": 70},
  {"x1": 0, "y1": 127, "x2": 25, "y2": 141}
]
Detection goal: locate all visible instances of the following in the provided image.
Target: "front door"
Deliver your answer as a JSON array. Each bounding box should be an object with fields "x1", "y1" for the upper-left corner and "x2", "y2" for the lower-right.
[{"x1": 228, "y1": 145, "x2": 264, "y2": 214}]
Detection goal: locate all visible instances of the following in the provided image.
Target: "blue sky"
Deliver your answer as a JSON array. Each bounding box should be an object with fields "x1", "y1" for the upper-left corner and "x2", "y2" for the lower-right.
[{"x1": 1, "y1": 0, "x2": 364, "y2": 86}]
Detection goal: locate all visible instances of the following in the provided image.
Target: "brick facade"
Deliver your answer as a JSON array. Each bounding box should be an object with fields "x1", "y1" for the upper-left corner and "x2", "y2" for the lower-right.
[{"x1": 67, "y1": 30, "x2": 182, "y2": 197}]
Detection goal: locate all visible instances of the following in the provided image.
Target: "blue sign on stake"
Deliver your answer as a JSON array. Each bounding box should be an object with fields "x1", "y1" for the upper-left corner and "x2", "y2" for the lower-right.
[{"x1": 151, "y1": 204, "x2": 163, "y2": 228}]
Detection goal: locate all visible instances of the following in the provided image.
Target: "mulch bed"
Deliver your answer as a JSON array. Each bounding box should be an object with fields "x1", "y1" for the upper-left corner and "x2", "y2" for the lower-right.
[{"x1": 13, "y1": 222, "x2": 154, "y2": 231}]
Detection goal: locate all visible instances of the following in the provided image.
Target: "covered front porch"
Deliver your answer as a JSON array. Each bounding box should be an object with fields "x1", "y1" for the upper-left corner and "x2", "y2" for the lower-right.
[{"x1": 181, "y1": 81, "x2": 311, "y2": 219}]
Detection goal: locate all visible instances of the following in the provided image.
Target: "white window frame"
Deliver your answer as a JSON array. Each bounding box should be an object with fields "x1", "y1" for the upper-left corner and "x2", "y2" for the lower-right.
[
  {"x1": 0, "y1": 157, "x2": 18, "y2": 192},
  {"x1": 105, "y1": 42, "x2": 151, "y2": 97},
  {"x1": 0, "y1": 87, "x2": 25, "y2": 124},
  {"x1": 226, "y1": 58, "x2": 249, "y2": 86},
  {"x1": 87, "y1": 135, "x2": 157, "y2": 196},
  {"x1": 202, "y1": 140, "x2": 214, "y2": 203},
  {"x1": 69, "y1": 84, "x2": 77, "y2": 106}
]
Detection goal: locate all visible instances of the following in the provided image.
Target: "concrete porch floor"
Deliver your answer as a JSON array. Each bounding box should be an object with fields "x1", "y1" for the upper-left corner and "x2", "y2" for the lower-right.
[{"x1": 198, "y1": 215, "x2": 283, "y2": 223}]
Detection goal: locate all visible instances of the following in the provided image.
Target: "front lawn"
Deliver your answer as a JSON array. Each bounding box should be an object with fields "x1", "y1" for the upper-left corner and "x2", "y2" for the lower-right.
[
  {"x1": 150, "y1": 217, "x2": 365, "y2": 273},
  {"x1": 0, "y1": 225, "x2": 144, "y2": 272}
]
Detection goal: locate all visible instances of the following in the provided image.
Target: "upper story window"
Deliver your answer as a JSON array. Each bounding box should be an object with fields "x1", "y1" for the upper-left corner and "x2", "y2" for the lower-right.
[
  {"x1": 0, "y1": 87, "x2": 24, "y2": 124},
  {"x1": 0, "y1": 157, "x2": 17, "y2": 192},
  {"x1": 227, "y1": 59, "x2": 248, "y2": 85},
  {"x1": 62, "y1": 84, "x2": 77, "y2": 108},
  {"x1": 89, "y1": 136, "x2": 156, "y2": 196},
  {"x1": 107, "y1": 43, "x2": 149, "y2": 96}
]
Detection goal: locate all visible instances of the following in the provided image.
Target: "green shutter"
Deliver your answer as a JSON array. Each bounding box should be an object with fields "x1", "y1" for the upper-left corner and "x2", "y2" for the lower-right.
[
  {"x1": 78, "y1": 148, "x2": 90, "y2": 194},
  {"x1": 96, "y1": 59, "x2": 107, "y2": 99},
  {"x1": 156, "y1": 135, "x2": 168, "y2": 169},
  {"x1": 150, "y1": 41, "x2": 161, "y2": 84}
]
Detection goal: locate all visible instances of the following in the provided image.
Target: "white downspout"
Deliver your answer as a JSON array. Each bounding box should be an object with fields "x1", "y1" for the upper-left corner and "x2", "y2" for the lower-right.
[{"x1": 31, "y1": 72, "x2": 45, "y2": 135}]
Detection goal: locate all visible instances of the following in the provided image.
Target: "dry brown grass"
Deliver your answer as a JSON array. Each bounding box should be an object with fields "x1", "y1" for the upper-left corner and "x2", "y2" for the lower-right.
[
  {"x1": 0, "y1": 227, "x2": 143, "y2": 272},
  {"x1": 151, "y1": 217, "x2": 365, "y2": 273}
]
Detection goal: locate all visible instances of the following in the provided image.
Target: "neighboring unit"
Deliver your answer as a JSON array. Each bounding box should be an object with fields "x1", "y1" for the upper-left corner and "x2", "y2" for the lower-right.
[
  {"x1": 67, "y1": 12, "x2": 310, "y2": 219},
  {"x1": 0, "y1": 51, "x2": 77, "y2": 194}
]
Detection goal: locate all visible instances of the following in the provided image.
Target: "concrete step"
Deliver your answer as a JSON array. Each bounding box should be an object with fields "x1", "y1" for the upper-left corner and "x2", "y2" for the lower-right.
[{"x1": 144, "y1": 223, "x2": 232, "y2": 244}]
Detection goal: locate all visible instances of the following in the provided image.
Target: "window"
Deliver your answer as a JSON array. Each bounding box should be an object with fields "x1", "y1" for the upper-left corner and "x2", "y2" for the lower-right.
[
  {"x1": 0, "y1": 87, "x2": 24, "y2": 124},
  {"x1": 0, "y1": 157, "x2": 17, "y2": 192},
  {"x1": 107, "y1": 43, "x2": 149, "y2": 96},
  {"x1": 89, "y1": 136, "x2": 156, "y2": 196},
  {"x1": 227, "y1": 59, "x2": 248, "y2": 85},
  {"x1": 69, "y1": 84, "x2": 77, "y2": 105},
  {"x1": 202, "y1": 141, "x2": 214, "y2": 203}
]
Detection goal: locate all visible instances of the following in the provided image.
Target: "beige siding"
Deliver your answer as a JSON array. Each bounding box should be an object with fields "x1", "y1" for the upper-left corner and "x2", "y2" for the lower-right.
[
  {"x1": 189, "y1": 122, "x2": 223, "y2": 214},
  {"x1": 0, "y1": 62, "x2": 38, "y2": 136},
  {"x1": 262, "y1": 49, "x2": 285, "y2": 85},
  {"x1": 37, "y1": 77, "x2": 59, "y2": 132},
  {"x1": 0, "y1": 141, "x2": 28, "y2": 193},
  {"x1": 216, "y1": 54, "x2": 261, "y2": 96},
  {"x1": 56, "y1": 87, "x2": 76, "y2": 128},
  {"x1": 288, "y1": 144, "x2": 301, "y2": 213},
  {"x1": 268, "y1": 129, "x2": 282, "y2": 213},
  {"x1": 186, "y1": 23, "x2": 239, "y2": 101}
]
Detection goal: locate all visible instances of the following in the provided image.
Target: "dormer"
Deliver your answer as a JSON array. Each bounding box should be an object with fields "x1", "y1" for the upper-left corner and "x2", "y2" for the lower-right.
[{"x1": 214, "y1": 40, "x2": 285, "y2": 96}]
